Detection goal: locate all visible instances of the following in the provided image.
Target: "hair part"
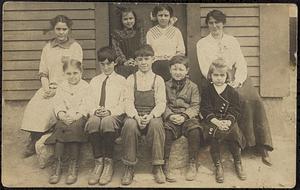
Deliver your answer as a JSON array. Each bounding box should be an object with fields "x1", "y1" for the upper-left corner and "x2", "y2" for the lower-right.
[
  {"x1": 44, "y1": 15, "x2": 73, "y2": 34},
  {"x1": 169, "y1": 55, "x2": 189, "y2": 68},
  {"x1": 207, "y1": 58, "x2": 231, "y2": 83},
  {"x1": 134, "y1": 44, "x2": 154, "y2": 57},
  {"x1": 63, "y1": 59, "x2": 83, "y2": 73},
  {"x1": 97, "y1": 46, "x2": 117, "y2": 62},
  {"x1": 205, "y1": 9, "x2": 226, "y2": 25}
]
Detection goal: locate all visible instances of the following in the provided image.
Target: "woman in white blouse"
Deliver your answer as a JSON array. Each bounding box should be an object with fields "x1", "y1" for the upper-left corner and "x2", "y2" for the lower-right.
[
  {"x1": 146, "y1": 5, "x2": 185, "y2": 81},
  {"x1": 197, "y1": 10, "x2": 273, "y2": 166}
]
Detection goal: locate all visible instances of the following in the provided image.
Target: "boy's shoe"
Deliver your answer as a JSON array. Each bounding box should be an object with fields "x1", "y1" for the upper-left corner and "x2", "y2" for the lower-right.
[
  {"x1": 153, "y1": 165, "x2": 166, "y2": 184},
  {"x1": 99, "y1": 158, "x2": 114, "y2": 185},
  {"x1": 66, "y1": 159, "x2": 78, "y2": 185},
  {"x1": 49, "y1": 158, "x2": 62, "y2": 184},
  {"x1": 163, "y1": 160, "x2": 176, "y2": 182},
  {"x1": 186, "y1": 158, "x2": 197, "y2": 181},
  {"x1": 121, "y1": 165, "x2": 134, "y2": 185},
  {"x1": 88, "y1": 157, "x2": 104, "y2": 185},
  {"x1": 234, "y1": 160, "x2": 247, "y2": 180},
  {"x1": 215, "y1": 161, "x2": 224, "y2": 183}
]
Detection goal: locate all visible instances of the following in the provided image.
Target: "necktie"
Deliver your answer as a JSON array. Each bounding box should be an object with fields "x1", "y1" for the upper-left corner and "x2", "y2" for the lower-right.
[{"x1": 99, "y1": 76, "x2": 109, "y2": 107}]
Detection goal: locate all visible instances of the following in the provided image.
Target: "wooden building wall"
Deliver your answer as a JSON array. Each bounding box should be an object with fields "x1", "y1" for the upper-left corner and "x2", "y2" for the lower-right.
[
  {"x1": 2, "y1": 2, "x2": 290, "y2": 100},
  {"x1": 3, "y1": 2, "x2": 97, "y2": 100}
]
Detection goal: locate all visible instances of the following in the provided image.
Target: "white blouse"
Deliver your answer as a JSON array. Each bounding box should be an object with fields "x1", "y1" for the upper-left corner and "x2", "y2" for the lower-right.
[
  {"x1": 146, "y1": 25, "x2": 185, "y2": 59},
  {"x1": 196, "y1": 33, "x2": 248, "y2": 84}
]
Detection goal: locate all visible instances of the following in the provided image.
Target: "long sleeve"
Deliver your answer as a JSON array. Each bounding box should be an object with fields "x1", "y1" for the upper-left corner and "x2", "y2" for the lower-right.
[
  {"x1": 72, "y1": 42, "x2": 83, "y2": 63},
  {"x1": 125, "y1": 75, "x2": 139, "y2": 118},
  {"x1": 146, "y1": 30, "x2": 153, "y2": 47},
  {"x1": 150, "y1": 76, "x2": 166, "y2": 118},
  {"x1": 38, "y1": 45, "x2": 49, "y2": 79},
  {"x1": 175, "y1": 29, "x2": 186, "y2": 55},
  {"x1": 196, "y1": 40, "x2": 210, "y2": 78},
  {"x1": 183, "y1": 84, "x2": 200, "y2": 118},
  {"x1": 86, "y1": 78, "x2": 99, "y2": 116},
  {"x1": 53, "y1": 87, "x2": 67, "y2": 117},
  {"x1": 232, "y1": 38, "x2": 248, "y2": 85},
  {"x1": 225, "y1": 89, "x2": 241, "y2": 124},
  {"x1": 107, "y1": 78, "x2": 126, "y2": 116},
  {"x1": 163, "y1": 106, "x2": 175, "y2": 121},
  {"x1": 111, "y1": 32, "x2": 127, "y2": 65},
  {"x1": 200, "y1": 87, "x2": 216, "y2": 122}
]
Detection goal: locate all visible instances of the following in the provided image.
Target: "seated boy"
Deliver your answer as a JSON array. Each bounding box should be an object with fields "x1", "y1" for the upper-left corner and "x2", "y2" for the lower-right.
[
  {"x1": 85, "y1": 47, "x2": 126, "y2": 185},
  {"x1": 163, "y1": 55, "x2": 203, "y2": 182},
  {"x1": 121, "y1": 44, "x2": 167, "y2": 185}
]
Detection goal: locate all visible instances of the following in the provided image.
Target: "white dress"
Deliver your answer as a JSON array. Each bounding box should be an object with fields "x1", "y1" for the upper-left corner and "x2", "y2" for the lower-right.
[{"x1": 20, "y1": 39, "x2": 83, "y2": 132}]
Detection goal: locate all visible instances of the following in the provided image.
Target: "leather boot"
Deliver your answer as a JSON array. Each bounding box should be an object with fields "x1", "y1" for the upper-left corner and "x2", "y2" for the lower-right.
[
  {"x1": 153, "y1": 165, "x2": 166, "y2": 184},
  {"x1": 99, "y1": 158, "x2": 114, "y2": 185},
  {"x1": 66, "y1": 159, "x2": 78, "y2": 185},
  {"x1": 88, "y1": 157, "x2": 104, "y2": 185},
  {"x1": 230, "y1": 143, "x2": 246, "y2": 180},
  {"x1": 121, "y1": 165, "x2": 134, "y2": 185},
  {"x1": 163, "y1": 159, "x2": 176, "y2": 182},
  {"x1": 186, "y1": 158, "x2": 197, "y2": 181},
  {"x1": 215, "y1": 161, "x2": 224, "y2": 183},
  {"x1": 211, "y1": 149, "x2": 224, "y2": 183},
  {"x1": 49, "y1": 158, "x2": 62, "y2": 184},
  {"x1": 261, "y1": 147, "x2": 272, "y2": 166}
]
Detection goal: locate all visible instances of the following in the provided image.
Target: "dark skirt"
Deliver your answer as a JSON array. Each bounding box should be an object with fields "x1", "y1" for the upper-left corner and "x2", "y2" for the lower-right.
[
  {"x1": 236, "y1": 77, "x2": 273, "y2": 151},
  {"x1": 164, "y1": 118, "x2": 203, "y2": 139},
  {"x1": 152, "y1": 60, "x2": 171, "y2": 82},
  {"x1": 201, "y1": 120, "x2": 246, "y2": 149},
  {"x1": 115, "y1": 65, "x2": 138, "y2": 79},
  {"x1": 44, "y1": 117, "x2": 88, "y2": 145}
]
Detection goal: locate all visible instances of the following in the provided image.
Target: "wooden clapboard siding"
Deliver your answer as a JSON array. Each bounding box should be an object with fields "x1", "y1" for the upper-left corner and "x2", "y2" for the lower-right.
[
  {"x1": 199, "y1": 5, "x2": 261, "y2": 89},
  {"x1": 3, "y1": 2, "x2": 97, "y2": 100}
]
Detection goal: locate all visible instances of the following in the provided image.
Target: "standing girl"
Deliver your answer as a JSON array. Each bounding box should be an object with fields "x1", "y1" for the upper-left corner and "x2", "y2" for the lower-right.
[
  {"x1": 200, "y1": 59, "x2": 246, "y2": 183},
  {"x1": 146, "y1": 5, "x2": 185, "y2": 81},
  {"x1": 20, "y1": 15, "x2": 83, "y2": 158},
  {"x1": 44, "y1": 59, "x2": 89, "y2": 185},
  {"x1": 111, "y1": 7, "x2": 145, "y2": 78}
]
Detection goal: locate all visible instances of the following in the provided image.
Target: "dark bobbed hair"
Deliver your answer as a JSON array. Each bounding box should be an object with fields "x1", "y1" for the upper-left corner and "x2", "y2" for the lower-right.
[
  {"x1": 152, "y1": 5, "x2": 174, "y2": 17},
  {"x1": 134, "y1": 44, "x2": 154, "y2": 58},
  {"x1": 169, "y1": 55, "x2": 189, "y2": 68},
  {"x1": 205, "y1": 10, "x2": 226, "y2": 25},
  {"x1": 44, "y1": 15, "x2": 73, "y2": 34},
  {"x1": 97, "y1": 46, "x2": 117, "y2": 62},
  {"x1": 207, "y1": 58, "x2": 231, "y2": 83},
  {"x1": 116, "y1": 6, "x2": 138, "y2": 30},
  {"x1": 63, "y1": 59, "x2": 83, "y2": 73}
]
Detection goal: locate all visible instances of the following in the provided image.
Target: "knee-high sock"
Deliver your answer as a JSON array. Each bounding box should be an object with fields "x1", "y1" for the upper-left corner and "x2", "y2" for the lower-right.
[
  {"x1": 187, "y1": 128, "x2": 200, "y2": 160},
  {"x1": 89, "y1": 132, "x2": 104, "y2": 159},
  {"x1": 103, "y1": 132, "x2": 116, "y2": 159},
  {"x1": 164, "y1": 130, "x2": 175, "y2": 160}
]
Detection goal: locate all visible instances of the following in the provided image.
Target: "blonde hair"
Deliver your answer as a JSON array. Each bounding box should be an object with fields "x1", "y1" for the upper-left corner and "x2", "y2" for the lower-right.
[{"x1": 207, "y1": 58, "x2": 231, "y2": 83}]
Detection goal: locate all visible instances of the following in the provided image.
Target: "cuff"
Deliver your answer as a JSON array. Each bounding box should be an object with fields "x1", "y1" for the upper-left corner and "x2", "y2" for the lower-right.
[
  {"x1": 38, "y1": 72, "x2": 48, "y2": 79},
  {"x1": 180, "y1": 113, "x2": 190, "y2": 120},
  {"x1": 206, "y1": 113, "x2": 216, "y2": 122},
  {"x1": 225, "y1": 114, "x2": 236, "y2": 124}
]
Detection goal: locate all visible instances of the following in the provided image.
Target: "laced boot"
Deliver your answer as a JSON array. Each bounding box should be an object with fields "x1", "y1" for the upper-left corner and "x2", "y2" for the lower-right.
[
  {"x1": 88, "y1": 157, "x2": 104, "y2": 185},
  {"x1": 186, "y1": 158, "x2": 197, "y2": 181},
  {"x1": 261, "y1": 146, "x2": 272, "y2": 166},
  {"x1": 230, "y1": 145, "x2": 247, "y2": 180},
  {"x1": 163, "y1": 159, "x2": 176, "y2": 182},
  {"x1": 121, "y1": 165, "x2": 134, "y2": 185},
  {"x1": 99, "y1": 158, "x2": 114, "y2": 185},
  {"x1": 66, "y1": 159, "x2": 78, "y2": 185},
  {"x1": 49, "y1": 158, "x2": 62, "y2": 184},
  {"x1": 211, "y1": 150, "x2": 224, "y2": 183},
  {"x1": 153, "y1": 165, "x2": 166, "y2": 184}
]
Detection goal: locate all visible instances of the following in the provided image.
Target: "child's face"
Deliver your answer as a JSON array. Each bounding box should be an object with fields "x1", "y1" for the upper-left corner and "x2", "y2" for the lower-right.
[
  {"x1": 170, "y1": 63, "x2": 188, "y2": 81},
  {"x1": 54, "y1": 22, "x2": 70, "y2": 41},
  {"x1": 157, "y1": 9, "x2": 171, "y2": 28},
  {"x1": 99, "y1": 59, "x2": 117, "y2": 76},
  {"x1": 122, "y1": 12, "x2": 135, "y2": 29},
  {"x1": 135, "y1": 56, "x2": 154, "y2": 73},
  {"x1": 64, "y1": 65, "x2": 82, "y2": 85},
  {"x1": 211, "y1": 67, "x2": 227, "y2": 86}
]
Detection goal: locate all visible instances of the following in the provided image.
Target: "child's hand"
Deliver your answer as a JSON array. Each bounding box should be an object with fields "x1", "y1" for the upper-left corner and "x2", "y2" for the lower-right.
[
  {"x1": 222, "y1": 120, "x2": 232, "y2": 127},
  {"x1": 211, "y1": 118, "x2": 228, "y2": 130},
  {"x1": 170, "y1": 114, "x2": 185, "y2": 125},
  {"x1": 135, "y1": 115, "x2": 146, "y2": 129},
  {"x1": 140, "y1": 114, "x2": 152, "y2": 126},
  {"x1": 42, "y1": 88, "x2": 56, "y2": 99}
]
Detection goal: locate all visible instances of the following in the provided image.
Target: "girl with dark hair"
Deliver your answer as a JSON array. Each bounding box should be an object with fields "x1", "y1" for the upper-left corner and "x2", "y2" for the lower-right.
[
  {"x1": 197, "y1": 9, "x2": 273, "y2": 166},
  {"x1": 21, "y1": 15, "x2": 83, "y2": 158},
  {"x1": 147, "y1": 5, "x2": 185, "y2": 81},
  {"x1": 45, "y1": 59, "x2": 89, "y2": 185},
  {"x1": 111, "y1": 7, "x2": 145, "y2": 78}
]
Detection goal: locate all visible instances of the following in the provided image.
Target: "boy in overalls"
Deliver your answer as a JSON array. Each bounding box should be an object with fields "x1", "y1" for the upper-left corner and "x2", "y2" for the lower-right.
[{"x1": 121, "y1": 45, "x2": 167, "y2": 185}]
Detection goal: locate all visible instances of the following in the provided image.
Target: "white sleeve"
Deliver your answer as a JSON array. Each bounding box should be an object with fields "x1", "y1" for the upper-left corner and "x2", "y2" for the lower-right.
[
  {"x1": 196, "y1": 40, "x2": 210, "y2": 78},
  {"x1": 175, "y1": 29, "x2": 186, "y2": 55},
  {"x1": 232, "y1": 38, "x2": 248, "y2": 84}
]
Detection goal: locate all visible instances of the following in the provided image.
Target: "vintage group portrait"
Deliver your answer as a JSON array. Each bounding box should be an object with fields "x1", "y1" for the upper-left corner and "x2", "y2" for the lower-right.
[{"x1": 1, "y1": 1, "x2": 297, "y2": 188}]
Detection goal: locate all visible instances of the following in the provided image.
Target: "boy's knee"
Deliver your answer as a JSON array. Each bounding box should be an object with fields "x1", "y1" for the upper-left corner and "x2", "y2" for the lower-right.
[
  {"x1": 148, "y1": 118, "x2": 164, "y2": 130},
  {"x1": 122, "y1": 118, "x2": 138, "y2": 132}
]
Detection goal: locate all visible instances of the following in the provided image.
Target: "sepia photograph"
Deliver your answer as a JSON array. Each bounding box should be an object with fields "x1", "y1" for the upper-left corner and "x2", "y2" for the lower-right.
[{"x1": 2, "y1": 2, "x2": 297, "y2": 188}]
